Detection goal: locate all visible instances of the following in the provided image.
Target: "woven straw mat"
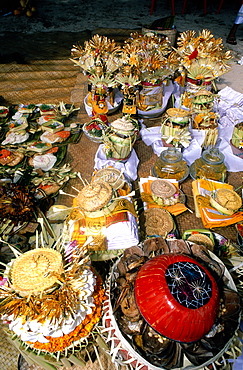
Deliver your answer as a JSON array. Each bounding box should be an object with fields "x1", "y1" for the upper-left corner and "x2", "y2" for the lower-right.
[{"x1": 0, "y1": 59, "x2": 80, "y2": 105}]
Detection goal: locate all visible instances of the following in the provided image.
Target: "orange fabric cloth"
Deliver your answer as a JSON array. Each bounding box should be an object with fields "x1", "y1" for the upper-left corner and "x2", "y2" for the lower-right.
[{"x1": 192, "y1": 179, "x2": 243, "y2": 228}]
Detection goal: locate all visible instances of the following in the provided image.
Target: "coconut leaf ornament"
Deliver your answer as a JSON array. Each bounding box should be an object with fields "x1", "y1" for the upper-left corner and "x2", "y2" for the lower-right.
[
  {"x1": 174, "y1": 29, "x2": 232, "y2": 86},
  {"x1": 70, "y1": 34, "x2": 123, "y2": 76}
]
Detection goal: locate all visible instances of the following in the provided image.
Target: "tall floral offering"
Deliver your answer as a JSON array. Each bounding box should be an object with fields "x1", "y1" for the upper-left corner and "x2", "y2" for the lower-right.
[
  {"x1": 0, "y1": 241, "x2": 105, "y2": 369},
  {"x1": 71, "y1": 35, "x2": 123, "y2": 123},
  {"x1": 174, "y1": 29, "x2": 232, "y2": 99},
  {"x1": 123, "y1": 33, "x2": 173, "y2": 113}
]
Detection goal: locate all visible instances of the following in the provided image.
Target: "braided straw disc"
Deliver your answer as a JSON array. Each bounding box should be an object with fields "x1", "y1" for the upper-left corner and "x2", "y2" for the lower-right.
[
  {"x1": 144, "y1": 208, "x2": 174, "y2": 237},
  {"x1": 187, "y1": 234, "x2": 214, "y2": 251},
  {"x1": 166, "y1": 108, "x2": 190, "y2": 118},
  {"x1": 215, "y1": 188, "x2": 242, "y2": 211},
  {"x1": 150, "y1": 179, "x2": 176, "y2": 198},
  {"x1": 76, "y1": 181, "x2": 113, "y2": 212},
  {"x1": 10, "y1": 248, "x2": 64, "y2": 297}
]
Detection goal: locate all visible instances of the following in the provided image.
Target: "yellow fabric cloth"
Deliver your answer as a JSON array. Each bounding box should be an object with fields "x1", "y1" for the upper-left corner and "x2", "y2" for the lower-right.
[
  {"x1": 141, "y1": 179, "x2": 188, "y2": 216},
  {"x1": 192, "y1": 179, "x2": 243, "y2": 228}
]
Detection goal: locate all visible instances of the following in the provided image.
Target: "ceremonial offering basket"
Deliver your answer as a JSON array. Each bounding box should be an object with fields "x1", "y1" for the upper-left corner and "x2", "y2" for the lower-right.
[
  {"x1": 191, "y1": 90, "x2": 215, "y2": 113},
  {"x1": 103, "y1": 116, "x2": 139, "y2": 161},
  {"x1": 83, "y1": 119, "x2": 108, "y2": 143},
  {"x1": 99, "y1": 238, "x2": 241, "y2": 370},
  {"x1": 142, "y1": 27, "x2": 177, "y2": 46}
]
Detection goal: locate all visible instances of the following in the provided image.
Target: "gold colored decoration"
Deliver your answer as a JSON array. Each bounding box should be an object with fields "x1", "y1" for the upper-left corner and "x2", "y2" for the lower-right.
[{"x1": 10, "y1": 248, "x2": 64, "y2": 297}]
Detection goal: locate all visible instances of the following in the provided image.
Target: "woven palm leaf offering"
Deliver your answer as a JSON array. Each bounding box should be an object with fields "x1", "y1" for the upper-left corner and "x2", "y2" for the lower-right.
[
  {"x1": 191, "y1": 89, "x2": 215, "y2": 113},
  {"x1": 92, "y1": 167, "x2": 127, "y2": 192},
  {"x1": 0, "y1": 182, "x2": 51, "y2": 242},
  {"x1": 150, "y1": 179, "x2": 181, "y2": 206},
  {"x1": 122, "y1": 32, "x2": 173, "y2": 117},
  {"x1": 66, "y1": 177, "x2": 139, "y2": 259},
  {"x1": 100, "y1": 237, "x2": 242, "y2": 370},
  {"x1": 139, "y1": 177, "x2": 188, "y2": 217},
  {"x1": 191, "y1": 111, "x2": 219, "y2": 148},
  {"x1": 230, "y1": 122, "x2": 243, "y2": 158},
  {"x1": 142, "y1": 207, "x2": 175, "y2": 238},
  {"x1": 161, "y1": 108, "x2": 191, "y2": 148},
  {"x1": 102, "y1": 115, "x2": 139, "y2": 161},
  {"x1": 71, "y1": 35, "x2": 123, "y2": 119},
  {"x1": 0, "y1": 238, "x2": 105, "y2": 369},
  {"x1": 174, "y1": 29, "x2": 232, "y2": 90}
]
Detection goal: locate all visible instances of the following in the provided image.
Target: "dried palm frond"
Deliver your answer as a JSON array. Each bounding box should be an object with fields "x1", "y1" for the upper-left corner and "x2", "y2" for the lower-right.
[
  {"x1": 84, "y1": 34, "x2": 122, "y2": 55},
  {"x1": 176, "y1": 30, "x2": 197, "y2": 48},
  {"x1": 115, "y1": 74, "x2": 140, "y2": 88},
  {"x1": 186, "y1": 58, "x2": 231, "y2": 79},
  {"x1": 175, "y1": 29, "x2": 232, "y2": 73},
  {"x1": 88, "y1": 74, "x2": 117, "y2": 89}
]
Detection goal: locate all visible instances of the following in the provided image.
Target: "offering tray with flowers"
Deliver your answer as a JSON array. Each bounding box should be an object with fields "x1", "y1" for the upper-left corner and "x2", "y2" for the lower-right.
[
  {"x1": 64, "y1": 178, "x2": 139, "y2": 260},
  {"x1": 83, "y1": 118, "x2": 108, "y2": 143},
  {"x1": 0, "y1": 238, "x2": 106, "y2": 370}
]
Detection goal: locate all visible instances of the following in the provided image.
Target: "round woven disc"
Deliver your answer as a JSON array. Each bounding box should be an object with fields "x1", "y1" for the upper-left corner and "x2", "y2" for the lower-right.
[
  {"x1": 77, "y1": 181, "x2": 113, "y2": 212},
  {"x1": 216, "y1": 188, "x2": 242, "y2": 211},
  {"x1": 93, "y1": 168, "x2": 125, "y2": 190},
  {"x1": 144, "y1": 208, "x2": 174, "y2": 237},
  {"x1": 187, "y1": 234, "x2": 214, "y2": 251},
  {"x1": 10, "y1": 248, "x2": 63, "y2": 297},
  {"x1": 166, "y1": 108, "x2": 189, "y2": 118},
  {"x1": 150, "y1": 179, "x2": 177, "y2": 198}
]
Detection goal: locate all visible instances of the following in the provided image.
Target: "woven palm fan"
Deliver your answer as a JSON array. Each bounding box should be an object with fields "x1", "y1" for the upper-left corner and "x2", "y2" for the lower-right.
[{"x1": 10, "y1": 249, "x2": 64, "y2": 297}]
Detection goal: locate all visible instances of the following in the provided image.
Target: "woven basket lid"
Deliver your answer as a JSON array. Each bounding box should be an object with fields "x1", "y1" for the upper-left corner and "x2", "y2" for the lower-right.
[
  {"x1": 144, "y1": 208, "x2": 174, "y2": 237},
  {"x1": 10, "y1": 248, "x2": 64, "y2": 297},
  {"x1": 111, "y1": 116, "x2": 136, "y2": 134},
  {"x1": 187, "y1": 234, "x2": 214, "y2": 251},
  {"x1": 166, "y1": 108, "x2": 189, "y2": 118},
  {"x1": 134, "y1": 254, "x2": 220, "y2": 343},
  {"x1": 150, "y1": 179, "x2": 176, "y2": 198},
  {"x1": 76, "y1": 180, "x2": 113, "y2": 212},
  {"x1": 93, "y1": 168, "x2": 125, "y2": 190},
  {"x1": 193, "y1": 89, "x2": 213, "y2": 98},
  {"x1": 215, "y1": 188, "x2": 242, "y2": 211}
]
